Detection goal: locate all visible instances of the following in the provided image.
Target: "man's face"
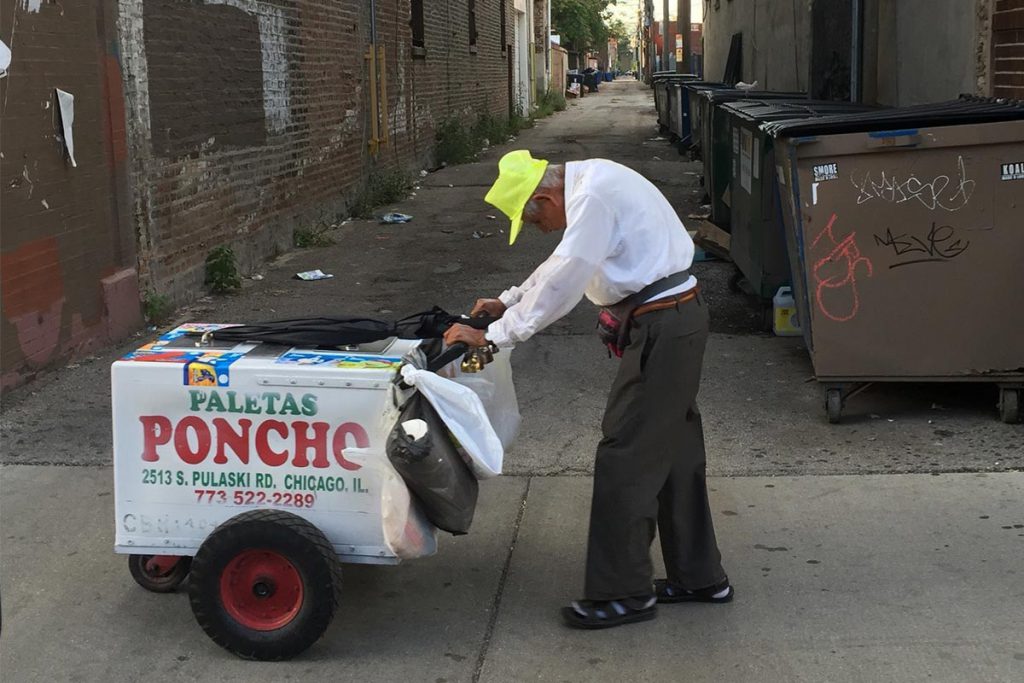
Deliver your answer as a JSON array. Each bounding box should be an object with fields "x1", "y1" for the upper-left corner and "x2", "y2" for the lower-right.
[{"x1": 524, "y1": 186, "x2": 567, "y2": 233}]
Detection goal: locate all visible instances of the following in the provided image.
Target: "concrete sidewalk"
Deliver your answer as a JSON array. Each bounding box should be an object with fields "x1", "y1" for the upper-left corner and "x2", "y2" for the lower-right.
[{"x1": 2, "y1": 466, "x2": 1022, "y2": 681}]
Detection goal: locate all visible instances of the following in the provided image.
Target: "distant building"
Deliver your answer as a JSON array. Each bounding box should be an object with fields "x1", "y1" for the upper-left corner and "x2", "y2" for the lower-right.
[{"x1": 702, "y1": 0, "x2": 1019, "y2": 105}]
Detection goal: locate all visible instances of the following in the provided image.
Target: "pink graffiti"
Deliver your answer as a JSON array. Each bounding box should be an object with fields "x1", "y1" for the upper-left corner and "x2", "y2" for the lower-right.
[{"x1": 811, "y1": 214, "x2": 874, "y2": 323}]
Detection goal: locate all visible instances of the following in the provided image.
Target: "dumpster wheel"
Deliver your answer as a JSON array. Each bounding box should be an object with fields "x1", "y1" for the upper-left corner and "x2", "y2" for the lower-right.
[
  {"x1": 188, "y1": 509, "x2": 342, "y2": 661},
  {"x1": 825, "y1": 389, "x2": 843, "y2": 424},
  {"x1": 128, "y1": 554, "x2": 192, "y2": 593},
  {"x1": 999, "y1": 388, "x2": 1021, "y2": 424}
]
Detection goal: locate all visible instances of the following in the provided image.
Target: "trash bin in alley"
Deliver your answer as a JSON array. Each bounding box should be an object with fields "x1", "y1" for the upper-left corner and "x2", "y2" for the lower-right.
[
  {"x1": 696, "y1": 89, "x2": 805, "y2": 231},
  {"x1": 685, "y1": 82, "x2": 731, "y2": 159},
  {"x1": 767, "y1": 97, "x2": 1024, "y2": 423},
  {"x1": 653, "y1": 73, "x2": 698, "y2": 133},
  {"x1": 721, "y1": 99, "x2": 879, "y2": 302},
  {"x1": 668, "y1": 80, "x2": 725, "y2": 149}
]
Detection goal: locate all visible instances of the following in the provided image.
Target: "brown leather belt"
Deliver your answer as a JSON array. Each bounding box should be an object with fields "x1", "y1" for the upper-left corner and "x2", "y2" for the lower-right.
[{"x1": 632, "y1": 286, "x2": 699, "y2": 318}]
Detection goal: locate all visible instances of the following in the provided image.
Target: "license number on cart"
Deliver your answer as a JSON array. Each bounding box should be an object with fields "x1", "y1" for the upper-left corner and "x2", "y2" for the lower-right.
[{"x1": 194, "y1": 489, "x2": 317, "y2": 508}]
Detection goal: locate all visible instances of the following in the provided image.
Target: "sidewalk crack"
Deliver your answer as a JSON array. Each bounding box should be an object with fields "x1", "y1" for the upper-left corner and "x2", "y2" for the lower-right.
[{"x1": 471, "y1": 476, "x2": 531, "y2": 683}]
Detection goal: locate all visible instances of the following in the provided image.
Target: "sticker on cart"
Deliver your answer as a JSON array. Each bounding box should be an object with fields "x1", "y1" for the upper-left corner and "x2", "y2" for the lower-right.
[
  {"x1": 123, "y1": 349, "x2": 202, "y2": 363},
  {"x1": 1000, "y1": 161, "x2": 1024, "y2": 181},
  {"x1": 813, "y1": 163, "x2": 839, "y2": 182},
  {"x1": 183, "y1": 352, "x2": 246, "y2": 387},
  {"x1": 275, "y1": 351, "x2": 403, "y2": 370}
]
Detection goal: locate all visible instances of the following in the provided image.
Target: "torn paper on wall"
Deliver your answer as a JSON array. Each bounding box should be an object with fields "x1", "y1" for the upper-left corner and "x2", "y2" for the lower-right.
[{"x1": 55, "y1": 89, "x2": 77, "y2": 167}]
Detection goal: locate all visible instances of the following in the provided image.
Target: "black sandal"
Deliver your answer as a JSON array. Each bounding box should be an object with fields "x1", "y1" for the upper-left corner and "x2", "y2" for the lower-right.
[
  {"x1": 561, "y1": 596, "x2": 657, "y2": 630},
  {"x1": 655, "y1": 578, "x2": 734, "y2": 604}
]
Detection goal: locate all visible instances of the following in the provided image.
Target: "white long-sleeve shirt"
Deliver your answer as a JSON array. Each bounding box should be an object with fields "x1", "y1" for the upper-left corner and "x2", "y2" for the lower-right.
[{"x1": 486, "y1": 159, "x2": 697, "y2": 348}]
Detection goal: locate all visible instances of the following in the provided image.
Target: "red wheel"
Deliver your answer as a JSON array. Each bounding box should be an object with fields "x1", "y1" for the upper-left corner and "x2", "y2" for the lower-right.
[
  {"x1": 188, "y1": 509, "x2": 341, "y2": 660},
  {"x1": 219, "y1": 549, "x2": 304, "y2": 631},
  {"x1": 128, "y1": 554, "x2": 192, "y2": 593}
]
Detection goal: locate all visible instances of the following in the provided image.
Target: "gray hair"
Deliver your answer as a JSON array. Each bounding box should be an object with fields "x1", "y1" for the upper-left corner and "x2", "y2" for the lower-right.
[{"x1": 523, "y1": 164, "x2": 565, "y2": 223}]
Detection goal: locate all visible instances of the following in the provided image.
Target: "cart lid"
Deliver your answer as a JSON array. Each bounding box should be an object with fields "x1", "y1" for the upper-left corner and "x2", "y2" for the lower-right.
[{"x1": 766, "y1": 96, "x2": 1024, "y2": 137}]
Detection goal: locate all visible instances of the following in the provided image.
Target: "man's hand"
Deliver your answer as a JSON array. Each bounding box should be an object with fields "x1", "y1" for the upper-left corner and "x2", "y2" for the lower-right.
[
  {"x1": 443, "y1": 323, "x2": 488, "y2": 348},
  {"x1": 471, "y1": 298, "x2": 507, "y2": 318}
]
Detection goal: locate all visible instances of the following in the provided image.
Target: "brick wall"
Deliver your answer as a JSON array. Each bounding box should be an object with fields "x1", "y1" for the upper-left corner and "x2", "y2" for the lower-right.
[
  {"x1": 118, "y1": 0, "x2": 515, "y2": 304},
  {"x1": 992, "y1": 0, "x2": 1024, "y2": 98},
  {"x1": 1, "y1": 1, "x2": 140, "y2": 389}
]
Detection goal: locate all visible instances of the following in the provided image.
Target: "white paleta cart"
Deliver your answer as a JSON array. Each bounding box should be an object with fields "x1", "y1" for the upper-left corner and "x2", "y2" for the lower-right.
[{"x1": 112, "y1": 323, "x2": 514, "y2": 660}]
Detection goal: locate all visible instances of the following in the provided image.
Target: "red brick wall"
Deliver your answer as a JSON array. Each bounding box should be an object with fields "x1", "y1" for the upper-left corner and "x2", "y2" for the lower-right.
[
  {"x1": 0, "y1": 1, "x2": 140, "y2": 389},
  {"x1": 993, "y1": 0, "x2": 1024, "y2": 98},
  {"x1": 119, "y1": 0, "x2": 515, "y2": 304}
]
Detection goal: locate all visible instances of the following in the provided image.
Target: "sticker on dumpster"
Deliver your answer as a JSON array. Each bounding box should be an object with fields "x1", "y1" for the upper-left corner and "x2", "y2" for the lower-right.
[
  {"x1": 740, "y1": 129, "x2": 754, "y2": 193},
  {"x1": 813, "y1": 163, "x2": 839, "y2": 182},
  {"x1": 1000, "y1": 162, "x2": 1024, "y2": 181}
]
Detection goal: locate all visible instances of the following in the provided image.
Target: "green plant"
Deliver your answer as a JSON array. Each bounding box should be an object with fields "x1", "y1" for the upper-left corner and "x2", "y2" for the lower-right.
[
  {"x1": 473, "y1": 112, "x2": 511, "y2": 147},
  {"x1": 294, "y1": 224, "x2": 335, "y2": 248},
  {"x1": 142, "y1": 290, "x2": 173, "y2": 325},
  {"x1": 205, "y1": 245, "x2": 242, "y2": 293},
  {"x1": 435, "y1": 116, "x2": 481, "y2": 166},
  {"x1": 349, "y1": 169, "x2": 411, "y2": 218},
  {"x1": 534, "y1": 88, "x2": 567, "y2": 119}
]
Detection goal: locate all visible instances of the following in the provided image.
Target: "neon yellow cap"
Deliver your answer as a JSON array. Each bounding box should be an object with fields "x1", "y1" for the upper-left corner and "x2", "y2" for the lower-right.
[{"x1": 484, "y1": 150, "x2": 549, "y2": 245}]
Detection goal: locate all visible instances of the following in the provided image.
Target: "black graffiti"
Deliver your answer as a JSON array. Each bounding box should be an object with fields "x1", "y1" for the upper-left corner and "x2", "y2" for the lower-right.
[{"x1": 873, "y1": 223, "x2": 970, "y2": 269}]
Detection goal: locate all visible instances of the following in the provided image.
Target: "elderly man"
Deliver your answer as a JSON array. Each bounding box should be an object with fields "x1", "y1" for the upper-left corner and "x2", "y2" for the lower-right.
[{"x1": 443, "y1": 150, "x2": 732, "y2": 629}]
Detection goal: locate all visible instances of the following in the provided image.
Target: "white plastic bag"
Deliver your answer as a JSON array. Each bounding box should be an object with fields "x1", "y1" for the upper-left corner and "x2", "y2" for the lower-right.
[
  {"x1": 446, "y1": 349, "x2": 520, "y2": 450},
  {"x1": 377, "y1": 452, "x2": 439, "y2": 560},
  {"x1": 400, "y1": 364, "x2": 504, "y2": 479}
]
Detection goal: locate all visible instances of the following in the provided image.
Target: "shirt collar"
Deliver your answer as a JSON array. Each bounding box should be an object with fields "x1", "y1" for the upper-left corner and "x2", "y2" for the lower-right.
[{"x1": 563, "y1": 161, "x2": 581, "y2": 200}]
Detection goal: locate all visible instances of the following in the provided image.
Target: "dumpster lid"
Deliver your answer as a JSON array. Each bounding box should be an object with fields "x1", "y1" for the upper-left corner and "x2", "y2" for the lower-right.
[
  {"x1": 720, "y1": 99, "x2": 880, "y2": 125},
  {"x1": 699, "y1": 89, "x2": 806, "y2": 104},
  {"x1": 766, "y1": 96, "x2": 1024, "y2": 137}
]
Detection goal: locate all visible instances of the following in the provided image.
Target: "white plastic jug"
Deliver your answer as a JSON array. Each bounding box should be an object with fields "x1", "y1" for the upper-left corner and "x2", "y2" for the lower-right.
[{"x1": 773, "y1": 286, "x2": 801, "y2": 337}]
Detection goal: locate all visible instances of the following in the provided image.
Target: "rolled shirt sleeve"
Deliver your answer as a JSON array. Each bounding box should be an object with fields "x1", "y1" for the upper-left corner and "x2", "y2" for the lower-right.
[{"x1": 487, "y1": 194, "x2": 617, "y2": 347}]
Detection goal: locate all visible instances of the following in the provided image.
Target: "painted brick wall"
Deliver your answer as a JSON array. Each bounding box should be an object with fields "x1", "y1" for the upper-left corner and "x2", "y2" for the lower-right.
[
  {"x1": 119, "y1": 0, "x2": 516, "y2": 304},
  {"x1": 1, "y1": 1, "x2": 140, "y2": 389},
  {"x1": 993, "y1": 0, "x2": 1024, "y2": 98}
]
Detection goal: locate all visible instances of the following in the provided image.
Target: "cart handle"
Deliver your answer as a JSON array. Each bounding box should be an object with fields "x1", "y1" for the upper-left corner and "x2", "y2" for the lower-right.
[{"x1": 426, "y1": 342, "x2": 470, "y2": 373}]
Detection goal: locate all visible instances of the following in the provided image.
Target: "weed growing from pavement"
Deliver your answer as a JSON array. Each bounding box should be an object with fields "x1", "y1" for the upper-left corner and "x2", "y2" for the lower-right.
[
  {"x1": 436, "y1": 105, "x2": 545, "y2": 166},
  {"x1": 534, "y1": 89, "x2": 567, "y2": 118},
  {"x1": 205, "y1": 245, "x2": 242, "y2": 294},
  {"x1": 349, "y1": 170, "x2": 411, "y2": 218},
  {"x1": 436, "y1": 116, "x2": 482, "y2": 165},
  {"x1": 142, "y1": 290, "x2": 173, "y2": 324},
  {"x1": 294, "y1": 224, "x2": 336, "y2": 248}
]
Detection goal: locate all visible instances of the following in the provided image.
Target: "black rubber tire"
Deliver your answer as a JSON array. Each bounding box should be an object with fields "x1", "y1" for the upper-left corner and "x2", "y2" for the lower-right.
[
  {"x1": 128, "y1": 554, "x2": 192, "y2": 593},
  {"x1": 187, "y1": 509, "x2": 342, "y2": 661},
  {"x1": 826, "y1": 389, "x2": 843, "y2": 424},
  {"x1": 999, "y1": 389, "x2": 1020, "y2": 424}
]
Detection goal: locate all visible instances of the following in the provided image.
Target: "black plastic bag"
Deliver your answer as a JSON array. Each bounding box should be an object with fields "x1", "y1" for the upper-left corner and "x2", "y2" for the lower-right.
[{"x1": 386, "y1": 393, "x2": 479, "y2": 535}]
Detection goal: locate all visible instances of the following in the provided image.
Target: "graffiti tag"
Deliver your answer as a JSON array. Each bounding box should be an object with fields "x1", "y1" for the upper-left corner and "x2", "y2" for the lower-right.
[
  {"x1": 850, "y1": 156, "x2": 975, "y2": 212},
  {"x1": 811, "y1": 214, "x2": 874, "y2": 323},
  {"x1": 873, "y1": 223, "x2": 970, "y2": 269}
]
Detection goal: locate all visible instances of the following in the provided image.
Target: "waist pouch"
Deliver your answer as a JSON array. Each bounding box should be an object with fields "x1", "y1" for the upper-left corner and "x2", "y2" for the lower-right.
[{"x1": 597, "y1": 270, "x2": 690, "y2": 357}]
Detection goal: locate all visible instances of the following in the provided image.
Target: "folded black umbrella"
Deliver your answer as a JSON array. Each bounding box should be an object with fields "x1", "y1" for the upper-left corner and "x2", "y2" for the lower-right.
[{"x1": 209, "y1": 307, "x2": 497, "y2": 348}]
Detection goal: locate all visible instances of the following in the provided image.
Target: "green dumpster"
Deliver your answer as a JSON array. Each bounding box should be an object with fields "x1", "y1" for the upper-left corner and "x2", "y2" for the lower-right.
[
  {"x1": 695, "y1": 89, "x2": 804, "y2": 231},
  {"x1": 721, "y1": 100, "x2": 878, "y2": 300}
]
